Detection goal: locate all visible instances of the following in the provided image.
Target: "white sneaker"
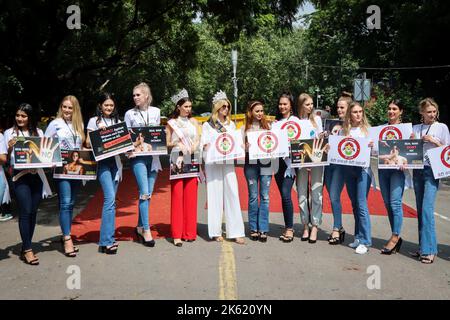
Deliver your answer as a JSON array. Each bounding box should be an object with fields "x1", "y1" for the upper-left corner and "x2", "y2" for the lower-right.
[
  {"x1": 348, "y1": 239, "x2": 360, "y2": 248},
  {"x1": 355, "y1": 244, "x2": 369, "y2": 254},
  {"x1": 0, "y1": 213, "x2": 13, "y2": 222}
]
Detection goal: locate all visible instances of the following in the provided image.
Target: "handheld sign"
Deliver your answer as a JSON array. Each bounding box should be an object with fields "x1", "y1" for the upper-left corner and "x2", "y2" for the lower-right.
[
  {"x1": 290, "y1": 138, "x2": 329, "y2": 168},
  {"x1": 53, "y1": 149, "x2": 97, "y2": 180},
  {"x1": 89, "y1": 122, "x2": 134, "y2": 161},
  {"x1": 205, "y1": 130, "x2": 245, "y2": 164},
  {"x1": 14, "y1": 136, "x2": 62, "y2": 169},
  {"x1": 247, "y1": 128, "x2": 289, "y2": 160},
  {"x1": 378, "y1": 139, "x2": 423, "y2": 169},
  {"x1": 369, "y1": 123, "x2": 413, "y2": 153},
  {"x1": 428, "y1": 145, "x2": 450, "y2": 179},
  {"x1": 128, "y1": 126, "x2": 168, "y2": 156},
  {"x1": 272, "y1": 119, "x2": 315, "y2": 140},
  {"x1": 169, "y1": 151, "x2": 200, "y2": 180},
  {"x1": 328, "y1": 135, "x2": 371, "y2": 167}
]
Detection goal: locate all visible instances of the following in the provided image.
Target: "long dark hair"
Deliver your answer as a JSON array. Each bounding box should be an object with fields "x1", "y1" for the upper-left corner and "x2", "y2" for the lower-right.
[
  {"x1": 14, "y1": 103, "x2": 39, "y2": 136},
  {"x1": 275, "y1": 91, "x2": 296, "y2": 120},
  {"x1": 96, "y1": 92, "x2": 119, "y2": 123},
  {"x1": 169, "y1": 97, "x2": 192, "y2": 119}
]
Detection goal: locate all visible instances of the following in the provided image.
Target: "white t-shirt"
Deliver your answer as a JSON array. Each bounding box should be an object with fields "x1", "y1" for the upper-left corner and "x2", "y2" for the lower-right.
[
  {"x1": 124, "y1": 107, "x2": 162, "y2": 172},
  {"x1": 87, "y1": 116, "x2": 120, "y2": 131},
  {"x1": 0, "y1": 133, "x2": 6, "y2": 155},
  {"x1": 413, "y1": 122, "x2": 450, "y2": 166},
  {"x1": 45, "y1": 118, "x2": 83, "y2": 150},
  {"x1": 0, "y1": 133, "x2": 10, "y2": 204},
  {"x1": 124, "y1": 106, "x2": 160, "y2": 127},
  {"x1": 4, "y1": 127, "x2": 44, "y2": 165}
]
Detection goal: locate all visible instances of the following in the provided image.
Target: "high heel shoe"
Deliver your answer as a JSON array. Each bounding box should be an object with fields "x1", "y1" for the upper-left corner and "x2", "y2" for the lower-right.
[
  {"x1": 174, "y1": 239, "x2": 183, "y2": 247},
  {"x1": 135, "y1": 228, "x2": 155, "y2": 247},
  {"x1": 249, "y1": 230, "x2": 259, "y2": 241},
  {"x1": 308, "y1": 226, "x2": 318, "y2": 244},
  {"x1": 328, "y1": 227, "x2": 345, "y2": 245},
  {"x1": 279, "y1": 228, "x2": 294, "y2": 243},
  {"x1": 259, "y1": 232, "x2": 268, "y2": 243},
  {"x1": 99, "y1": 245, "x2": 118, "y2": 254},
  {"x1": 20, "y1": 249, "x2": 39, "y2": 266},
  {"x1": 301, "y1": 228, "x2": 310, "y2": 241},
  {"x1": 61, "y1": 236, "x2": 77, "y2": 257},
  {"x1": 381, "y1": 237, "x2": 402, "y2": 255}
]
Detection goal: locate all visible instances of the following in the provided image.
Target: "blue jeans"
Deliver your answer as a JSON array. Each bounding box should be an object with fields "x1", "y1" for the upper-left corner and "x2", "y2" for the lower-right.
[
  {"x1": 274, "y1": 160, "x2": 295, "y2": 229},
  {"x1": 13, "y1": 172, "x2": 42, "y2": 251},
  {"x1": 130, "y1": 156, "x2": 158, "y2": 231},
  {"x1": 57, "y1": 179, "x2": 81, "y2": 236},
  {"x1": 244, "y1": 164, "x2": 271, "y2": 233},
  {"x1": 328, "y1": 164, "x2": 346, "y2": 230},
  {"x1": 344, "y1": 167, "x2": 372, "y2": 246},
  {"x1": 413, "y1": 166, "x2": 439, "y2": 255},
  {"x1": 98, "y1": 158, "x2": 119, "y2": 246},
  {"x1": 0, "y1": 174, "x2": 5, "y2": 205},
  {"x1": 379, "y1": 169, "x2": 405, "y2": 235}
]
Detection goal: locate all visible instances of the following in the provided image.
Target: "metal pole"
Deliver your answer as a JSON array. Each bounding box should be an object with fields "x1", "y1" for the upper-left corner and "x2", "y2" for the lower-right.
[{"x1": 231, "y1": 49, "x2": 238, "y2": 124}]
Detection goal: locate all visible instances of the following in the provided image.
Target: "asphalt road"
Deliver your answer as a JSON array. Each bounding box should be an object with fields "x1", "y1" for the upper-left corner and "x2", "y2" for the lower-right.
[{"x1": 1, "y1": 160, "x2": 449, "y2": 300}]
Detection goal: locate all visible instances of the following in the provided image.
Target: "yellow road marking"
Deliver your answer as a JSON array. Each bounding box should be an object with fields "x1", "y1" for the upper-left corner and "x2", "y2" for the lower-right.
[{"x1": 219, "y1": 240, "x2": 238, "y2": 300}]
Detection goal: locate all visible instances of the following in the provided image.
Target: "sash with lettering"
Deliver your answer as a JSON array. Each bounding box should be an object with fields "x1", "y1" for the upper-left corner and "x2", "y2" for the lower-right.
[{"x1": 168, "y1": 119, "x2": 201, "y2": 180}]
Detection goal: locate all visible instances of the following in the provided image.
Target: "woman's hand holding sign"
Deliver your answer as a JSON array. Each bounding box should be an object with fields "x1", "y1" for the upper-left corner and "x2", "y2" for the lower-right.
[
  {"x1": 310, "y1": 137, "x2": 329, "y2": 163},
  {"x1": 24, "y1": 137, "x2": 59, "y2": 164}
]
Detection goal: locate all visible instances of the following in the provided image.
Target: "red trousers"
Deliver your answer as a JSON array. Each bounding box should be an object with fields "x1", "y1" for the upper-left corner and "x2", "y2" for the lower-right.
[{"x1": 170, "y1": 177, "x2": 198, "y2": 240}]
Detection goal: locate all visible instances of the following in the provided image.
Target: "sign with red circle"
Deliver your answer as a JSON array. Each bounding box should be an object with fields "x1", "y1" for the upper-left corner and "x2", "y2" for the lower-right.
[
  {"x1": 257, "y1": 132, "x2": 279, "y2": 153},
  {"x1": 281, "y1": 121, "x2": 301, "y2": 140},
  {"x1": 337, "y1": 137, "x2": 361, "y2": 160},
  {"x1": 215, "y1": 133, "x2": 235, "y2": 156},
  {"x1": 379, "y1": 126, "x2": 402, "y2": 140},
  {"x1": 441, "y1": 145, "x2": 450, "y2": 169}
]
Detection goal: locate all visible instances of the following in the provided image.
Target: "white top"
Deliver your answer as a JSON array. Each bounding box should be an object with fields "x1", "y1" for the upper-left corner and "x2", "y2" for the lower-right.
[
  {"x1": 3, "y1": 127, "x2": 52, "y2": 198},
  {"x1": 124, "y1": 106, "x2": 162, "y2": 172},
  {"x1": 45, "y1": 118, "x2": 83, "y2": 150},
  {"x1": 413, "y1": 122, "x2": 450, "y2": 166},
  {"x1": 87, "y1": 116, "x2": 123, "y2": 181},
  {"x1": 201, "y1": 119, "x2": 236, "y2": 147},
  {"x1": 124, "y1": 106, "x2": 160, "y2": 127},
  {"x1": 170, "y1": 117, "x2": 198, "y2": 145},
  {"x1": 0, "y1": 133, "x2": 10, "y2": 204}
]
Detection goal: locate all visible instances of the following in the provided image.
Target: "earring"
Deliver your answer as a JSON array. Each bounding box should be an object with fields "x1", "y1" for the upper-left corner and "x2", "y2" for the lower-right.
[{"x1": 420, "y1": 115, "x2": 424, "y2": 123}]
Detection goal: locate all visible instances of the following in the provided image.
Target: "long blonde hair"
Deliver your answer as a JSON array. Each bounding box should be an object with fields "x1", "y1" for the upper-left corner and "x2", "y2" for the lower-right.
[
  {"x1": 210, "y1": 98, "x2": 232, "y2": 126},
  {"x1": 342, "y1": 101, "x2": 370, "y2": 136},
  {"x1": 57, "y1": 95, "x2": 85, "y2": 143},
  {"x1": 297, "y1": 93, "x2": 318, "y2": 128}
]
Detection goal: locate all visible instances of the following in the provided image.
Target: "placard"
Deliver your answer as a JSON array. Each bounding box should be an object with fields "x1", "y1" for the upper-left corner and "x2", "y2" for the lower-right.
[
  {"x1": 247, "y1": 128, "x2": 289, "y2": 160},
  {"x1": 53, "y1": 149, "x2": 97, "y2": 180},
  {"x1": 324, "y1": 119, "x2": 344, "y2": 136},
  {"x1": 369, "y1": 123, "x2": 413, "y2": 153},
  {"x1": 328, "y1": 135, "x2": 371, "y2": 167},
  {"x1": 13, "y1": 136, "x2": 62, "y2": 168},
  {"x1": 169, "y1": 151, "x2": 200, "y2": 180},
  {"x1": 427, "y1": 145, "x2": 450, "y2": 179},
  {"x1": 290, "y1": 138, "x2": 329, "y2": 168},
  {"x1": 272, "y1": 118, "x2": 315, "y2": 140},
  {"x1": 128, "y1": 126, "x2": 168, "y2": 156},
  {"x1": 378, "y1": 139, "x2": 423, "y2": 169},
  {"x1": 205, "y1": 130, "x2": 245, "y2": 164},
  {"x1": 89, "y1": 122, "x2": 134, "y2": 161}
]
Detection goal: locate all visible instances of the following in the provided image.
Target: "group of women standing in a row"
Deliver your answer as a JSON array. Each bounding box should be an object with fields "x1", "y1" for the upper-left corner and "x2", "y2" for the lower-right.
[{"x1": 1, "y1": 82, "x2": 448, "y2": 266}]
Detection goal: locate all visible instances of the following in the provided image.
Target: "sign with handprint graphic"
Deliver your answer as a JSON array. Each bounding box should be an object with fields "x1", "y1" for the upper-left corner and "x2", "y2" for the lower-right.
[
  {"x1": 328, "y1": 135, "x2": 371, "y2": 167},
  {"x1": 290, "y1": 138, "x2": 329, "y2": 168},
  {"x1": 13, "y1": 136, "x2": 62, "y2": 168}
]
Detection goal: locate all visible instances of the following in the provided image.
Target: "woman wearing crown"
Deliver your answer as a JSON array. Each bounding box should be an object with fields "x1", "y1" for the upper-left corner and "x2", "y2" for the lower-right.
[
  {"x1": 201, "y1": 90, "x2": 245, "y2": 244},
  {"x1": 166, "y1": 89, "x2": 202, "y2": 247}
]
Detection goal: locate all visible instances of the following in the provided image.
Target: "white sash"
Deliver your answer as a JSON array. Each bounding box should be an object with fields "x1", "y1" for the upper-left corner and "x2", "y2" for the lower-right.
[{"x1": 168, "y1": 119, "x2": 194, "y2": 150}]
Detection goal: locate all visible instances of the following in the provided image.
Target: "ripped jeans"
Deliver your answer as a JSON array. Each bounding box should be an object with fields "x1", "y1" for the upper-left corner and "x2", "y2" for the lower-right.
[
  {"x1": 244, "y1": 164, "x2": 272, "y2": 233},
  {"x1": 130, "y1": 156, "x2": 158, "y2": 231}
]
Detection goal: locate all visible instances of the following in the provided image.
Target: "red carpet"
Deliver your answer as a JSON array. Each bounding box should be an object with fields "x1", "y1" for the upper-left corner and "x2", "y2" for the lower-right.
[{"x1": 72, "y1": 167, "x2": 417, "y2": 243}]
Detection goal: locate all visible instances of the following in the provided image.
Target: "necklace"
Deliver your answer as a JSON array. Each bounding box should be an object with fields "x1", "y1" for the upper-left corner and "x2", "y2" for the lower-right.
[{"x1": 64, "y1": 119, "x2": 78, "y2": 148}]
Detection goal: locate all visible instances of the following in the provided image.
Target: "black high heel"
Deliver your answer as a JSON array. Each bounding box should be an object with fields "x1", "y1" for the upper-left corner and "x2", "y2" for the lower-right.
[
  {"x1": 20, "y1": 249, "x2": 39, "y2": 266},
  {"x1": 99, "y1": 245, "x2": 118, "y2": 254},
  {"x1": 328, "y1": 227, "x2": 345, "y2": 245},
  {"x1": 381, "y1": 237, "x2": 402, "y2": 255},
  {"x1": 61, "y1": 236, "x2": 77, "y2": 257},
  {"x1": 135, "y1": 228, "x2": 155, "y2": 247},
  {"x1": 301, "y1": 228, "x2": 310, "y2": 241},
  {"x1": 259, "y1": 232, "x2": 268, "y2": 243},
  {"x1": 249, "y1": 230, "x2": 259, "y2": 241},
  {"x1": 308, "y1": 226, "x2": 318, "y2": 244}
]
